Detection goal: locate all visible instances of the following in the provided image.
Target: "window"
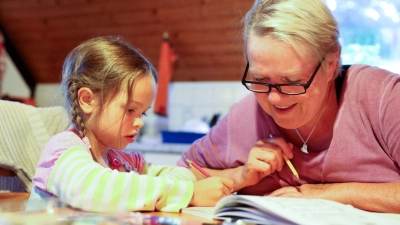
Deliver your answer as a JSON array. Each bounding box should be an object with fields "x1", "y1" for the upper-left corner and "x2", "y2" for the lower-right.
[{"x1": 325, "y1": 0, "x2": 400, "y2": 73}]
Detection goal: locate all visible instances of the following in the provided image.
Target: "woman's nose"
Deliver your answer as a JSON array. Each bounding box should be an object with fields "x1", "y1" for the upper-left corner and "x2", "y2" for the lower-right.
[
  {"x1": 268, "y1": 87, "x2": 281, "y2": 98},
  {"x1": 267, "y1": 88, "x2": 288, "y2": 103}
]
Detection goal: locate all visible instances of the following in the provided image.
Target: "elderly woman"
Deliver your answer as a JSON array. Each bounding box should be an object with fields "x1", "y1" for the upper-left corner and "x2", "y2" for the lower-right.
[{"x1": 178, "y1": 0, "x2": 400, "y2": 213}]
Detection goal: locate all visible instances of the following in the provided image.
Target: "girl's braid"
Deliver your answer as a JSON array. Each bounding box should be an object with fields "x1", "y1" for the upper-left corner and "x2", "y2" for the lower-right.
[{"x1": 68, "y1": 76, "x2": 86, "y2": 137}]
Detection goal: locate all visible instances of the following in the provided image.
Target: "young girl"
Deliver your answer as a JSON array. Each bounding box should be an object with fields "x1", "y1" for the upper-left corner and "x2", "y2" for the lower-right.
[{"x1": 29, "y1": 36, "x2": 233, "y2": 212}]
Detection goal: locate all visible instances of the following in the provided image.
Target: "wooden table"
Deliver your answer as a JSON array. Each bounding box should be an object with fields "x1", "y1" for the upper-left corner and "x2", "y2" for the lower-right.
[
  {"x1": 0, "y1": 197, "x2": 221, "y2": 225},
  {"x1": 0, "y1": 192, "x2": 30, "y2": 212},
  {"x1": 0, "y1": 192, "x2": 30, "y2": 202}
]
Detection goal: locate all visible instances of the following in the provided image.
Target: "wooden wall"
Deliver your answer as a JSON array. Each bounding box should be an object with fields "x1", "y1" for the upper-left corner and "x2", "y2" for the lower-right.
[{"x1": 0, "y1": 0, "x2": 254, "y2": 83}]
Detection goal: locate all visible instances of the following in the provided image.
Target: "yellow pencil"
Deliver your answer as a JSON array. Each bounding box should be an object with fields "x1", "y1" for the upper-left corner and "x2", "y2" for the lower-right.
[
  {"x1": 282, "y1": 154, "x2": 299, "y2": 179},
  {"x1": 269, "y1": 134, "x2": 300, "y2": 179}
]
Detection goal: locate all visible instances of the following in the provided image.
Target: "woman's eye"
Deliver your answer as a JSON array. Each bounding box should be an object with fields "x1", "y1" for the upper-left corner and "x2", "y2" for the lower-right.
[
  {"x1": 252, "y1": 75, "x2": 268, "y2": 83},
  {"x1": 281, "y1": 76, "x2": 301, "y2": 84},
  {"x1": 287, "y1": 79, "x2": 303, "y2": 84},
  {"x1": 252, "y1": 75, "x2": 270, "y2": 83},
  {"x1": 142, "y1": 112, "x2": 147, "y2": 116},
  {"x1": 255, "y1": 78, "x2": 267, "y2": 83}
]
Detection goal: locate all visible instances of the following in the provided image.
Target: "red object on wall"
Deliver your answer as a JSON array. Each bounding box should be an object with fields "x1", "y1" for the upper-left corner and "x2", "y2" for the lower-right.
[{"x1": 153, "y1": 38, "x2": 178, "y2": 116}]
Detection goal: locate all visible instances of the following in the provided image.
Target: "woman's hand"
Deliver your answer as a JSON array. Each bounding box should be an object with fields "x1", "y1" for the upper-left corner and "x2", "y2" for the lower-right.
[
  {"x1": 237, "y1": 137, "x2": 294, "y2": 189},
  {"x1": 269, "y1": 185, "x2": 306, "y2": 198},
  {"x1": 269, "y1": 183, "x2": 342, "y2": 199},
  {"x1": 269, "y1": 182, "x2": 400, "y2": 213},
  {"x1": 190, "y1": 177, "x2": 233, "y2": 206},
  {"x1": 269, "y1": 183, "x2": 344, "y2": 201}
]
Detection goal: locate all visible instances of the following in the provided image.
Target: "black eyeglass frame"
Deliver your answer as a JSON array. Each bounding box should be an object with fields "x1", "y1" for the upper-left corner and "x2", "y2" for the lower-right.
[{"x1": 241, "y1": 58, "x2": 325, "y2": 95}]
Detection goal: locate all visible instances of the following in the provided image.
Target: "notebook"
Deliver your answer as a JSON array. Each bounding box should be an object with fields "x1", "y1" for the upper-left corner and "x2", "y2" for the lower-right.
[{"x1": 181, "y1": 195, "x2": 400, "y2": 225}]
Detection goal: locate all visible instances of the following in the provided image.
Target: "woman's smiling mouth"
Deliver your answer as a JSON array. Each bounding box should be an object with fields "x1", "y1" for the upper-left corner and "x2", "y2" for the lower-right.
[
  {"x1": 275, "y1": 105, "x2": 291, "y2": 109},
  {"x1": 273, "y1": 104, "x2": 297, "y2": 114}
]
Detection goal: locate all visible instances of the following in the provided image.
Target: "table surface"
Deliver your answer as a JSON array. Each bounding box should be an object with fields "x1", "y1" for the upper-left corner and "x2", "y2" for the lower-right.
[
  {"x1": 0, "y1": 195, "x2": 220, "y2": 225},
  {"x1": 2, "y1": 193, "x2": 400, "y2": 224}
]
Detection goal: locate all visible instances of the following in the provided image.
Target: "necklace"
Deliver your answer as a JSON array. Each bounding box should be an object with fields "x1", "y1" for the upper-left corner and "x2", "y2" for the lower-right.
[{"x1": 295, "y1": 102, "x2": 327, "y2": 154}]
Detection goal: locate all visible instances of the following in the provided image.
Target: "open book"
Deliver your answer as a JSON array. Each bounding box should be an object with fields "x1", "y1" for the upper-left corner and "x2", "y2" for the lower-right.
[{"x1": 182, "y1": 195, "x2": 400, "y2": 225}]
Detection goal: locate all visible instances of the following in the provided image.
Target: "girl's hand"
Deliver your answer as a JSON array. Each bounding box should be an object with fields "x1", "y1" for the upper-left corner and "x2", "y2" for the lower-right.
[
  {"x1": 190, "y1": 177, "x2": 233, "y2": 206},
  {"x1": 238, "y1": 137, "x2": 294, "y2": 188}
]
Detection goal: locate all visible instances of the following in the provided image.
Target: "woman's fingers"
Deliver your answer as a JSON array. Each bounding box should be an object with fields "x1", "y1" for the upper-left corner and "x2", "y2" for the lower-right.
[
  {"x1": 266, "y1": 136, "x2": 294, "y2": 159},
  {"x1": 241, "y1": 137, "x2": 295, "y2": 186},
  {"x1": 248, "y1": 140, "x2": 285, "y2": 173}
]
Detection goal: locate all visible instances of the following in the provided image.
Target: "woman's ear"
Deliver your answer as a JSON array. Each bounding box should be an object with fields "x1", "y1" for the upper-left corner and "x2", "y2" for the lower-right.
[
  {"x1": 326, "y1": 50, "x2": 340, "y2": 80},
  {"x1": 77, "y1": 87, "x2": 95, "y2": 114}
]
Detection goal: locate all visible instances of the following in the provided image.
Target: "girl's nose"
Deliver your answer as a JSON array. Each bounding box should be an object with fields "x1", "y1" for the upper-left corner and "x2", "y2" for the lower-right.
[{"x1": 133, "y1": 118, "x2": 144, "y2": 129}]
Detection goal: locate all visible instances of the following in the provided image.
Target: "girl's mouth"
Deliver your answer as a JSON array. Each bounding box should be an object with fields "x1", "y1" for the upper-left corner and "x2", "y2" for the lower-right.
[{"x1": 125, "y1": 135, "x2": 135, "y2": 143}]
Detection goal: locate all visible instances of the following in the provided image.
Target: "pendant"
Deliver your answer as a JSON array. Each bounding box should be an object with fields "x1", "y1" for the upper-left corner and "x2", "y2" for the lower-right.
[{"x1": 301, "y1": 143, "x2": 308, "y2": 154}]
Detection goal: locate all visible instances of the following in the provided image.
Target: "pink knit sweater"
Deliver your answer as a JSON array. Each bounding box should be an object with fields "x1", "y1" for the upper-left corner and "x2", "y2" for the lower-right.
[{"x1": 178, "y1": 64, "x2": 400, "y2": 195}]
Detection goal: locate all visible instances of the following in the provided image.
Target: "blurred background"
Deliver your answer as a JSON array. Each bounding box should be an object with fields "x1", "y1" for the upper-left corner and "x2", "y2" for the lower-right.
[
  {"x1": 0, "y1": 0, "x2": 399, "y2": 163},
  {"x1": 327, "y1": 0, "x2": 400, "y2": 72}
]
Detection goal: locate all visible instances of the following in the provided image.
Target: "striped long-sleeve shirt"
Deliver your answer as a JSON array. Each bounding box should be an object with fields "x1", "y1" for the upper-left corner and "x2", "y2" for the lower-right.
[{"x1": 32, "y1": 131, "x2": 195, "y2": 212}]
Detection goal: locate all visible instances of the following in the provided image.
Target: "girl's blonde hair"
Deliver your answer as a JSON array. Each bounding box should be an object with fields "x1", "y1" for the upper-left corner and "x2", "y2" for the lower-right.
[
  {"x1": 243, "y1": 0, "x2": 342, "y2": 77},
  {"x1": 61, "y1": 36, "x2": 157, "y2": 137}
]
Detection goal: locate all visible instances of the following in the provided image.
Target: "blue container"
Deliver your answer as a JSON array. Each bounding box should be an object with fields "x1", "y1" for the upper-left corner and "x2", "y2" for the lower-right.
[{"x1": 161, "y1": 131, "x2": 206, "y2": 144}]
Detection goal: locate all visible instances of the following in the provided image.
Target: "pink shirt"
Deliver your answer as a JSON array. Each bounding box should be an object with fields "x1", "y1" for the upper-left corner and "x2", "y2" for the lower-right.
[
  {"x1": 33, "y1": 130, "x2": 145, "y2": 193},
  {"x1": 31, "y1": 130, "x2": 195, "y2": 212},
  {"x1": 178, "y1": 64, "x2": 400, "y2": 195}
]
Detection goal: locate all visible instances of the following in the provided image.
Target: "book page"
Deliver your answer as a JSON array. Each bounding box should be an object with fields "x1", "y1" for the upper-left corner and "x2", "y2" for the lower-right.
[{"x1": 214, "y1": 195, "x2": 400, "y2": 225}]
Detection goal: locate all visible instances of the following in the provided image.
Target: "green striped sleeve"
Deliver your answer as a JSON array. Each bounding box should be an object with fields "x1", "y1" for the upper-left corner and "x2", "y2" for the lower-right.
[{"x1": 47, "y1": 146, "x2": 194, "y2": 212}]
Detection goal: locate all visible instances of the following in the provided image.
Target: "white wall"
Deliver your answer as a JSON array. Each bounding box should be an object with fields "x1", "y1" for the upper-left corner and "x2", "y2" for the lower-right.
[
  {"x1": 1, "y1": 52, "x2": 30, "y2": 98},
  {"x1": 34, "y1": 83, "x2": 64, "y2": 107},
  {"x1": 1, "y1": 49, "x2": 249, "y2": 129},
  {"x1": 34, "y1": 81, "x2": 250, "y2": 140},
  {"x1": 167, "y1": 81, "x2": 248, "y2": 131}
]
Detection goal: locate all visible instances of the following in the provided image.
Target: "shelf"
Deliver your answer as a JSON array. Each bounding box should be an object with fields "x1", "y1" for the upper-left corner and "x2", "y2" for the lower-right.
[{"x1": 124, "y1": 142, "x2": 191, "y2": 154}]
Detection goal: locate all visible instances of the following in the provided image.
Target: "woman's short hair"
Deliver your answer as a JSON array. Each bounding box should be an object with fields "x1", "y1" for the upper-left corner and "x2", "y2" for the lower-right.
[{"x1": 243, "y1": 0, "x2": 342, "y2": 77}]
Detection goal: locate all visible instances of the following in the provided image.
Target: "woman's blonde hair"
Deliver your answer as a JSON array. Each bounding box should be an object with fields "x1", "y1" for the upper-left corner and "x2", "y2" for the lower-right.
[
  {"x1": 61, "y1": 36, "x2": 157, "y2": 137},
  {"x1": 243, "y1": 0, "x2": 342, "y2": 77}
]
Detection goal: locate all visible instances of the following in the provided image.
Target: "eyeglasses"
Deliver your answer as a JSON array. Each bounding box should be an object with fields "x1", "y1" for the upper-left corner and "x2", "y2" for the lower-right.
[{"x1": 241, "y1": 58, "x2": 324, "y2": 95}]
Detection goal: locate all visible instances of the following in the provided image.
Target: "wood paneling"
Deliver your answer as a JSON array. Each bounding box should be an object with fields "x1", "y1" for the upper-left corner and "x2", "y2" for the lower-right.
[
  {"x1": 0, "y1": 0, "x2": 253, "y2": 83},
  {"x1": 0, "y1": 168, "x2": 15, "y2": 177}
]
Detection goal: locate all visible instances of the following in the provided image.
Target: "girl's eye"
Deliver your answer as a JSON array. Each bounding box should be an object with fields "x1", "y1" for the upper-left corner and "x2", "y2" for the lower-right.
[{"x1": 127, "y1": 108, "x2": 146, "y2": 116}]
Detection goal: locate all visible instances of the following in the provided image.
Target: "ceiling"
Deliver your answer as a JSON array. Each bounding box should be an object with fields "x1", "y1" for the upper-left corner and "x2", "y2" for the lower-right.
[{"x1": 0, "y1": 0, "x2": 253, "y2": 92}]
